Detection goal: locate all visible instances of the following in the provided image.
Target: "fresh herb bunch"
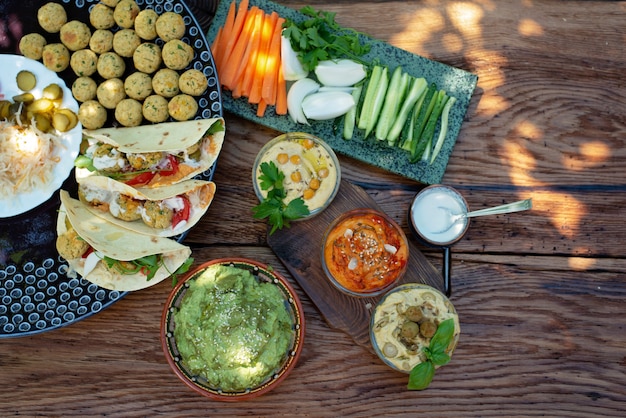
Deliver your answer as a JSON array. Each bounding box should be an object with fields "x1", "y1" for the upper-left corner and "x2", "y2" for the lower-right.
[
  {"x1": 252, "y1": 161, "x2": 309, "y2": 235},
  {"x1": 282, "y1": 5, "x2": 371, "y2": 72},
  {"x1": 407, "y1": 318, "x2": 456, "y2": 390}
]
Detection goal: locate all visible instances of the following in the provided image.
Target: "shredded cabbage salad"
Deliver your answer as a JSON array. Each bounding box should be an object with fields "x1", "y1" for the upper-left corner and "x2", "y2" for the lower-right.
[{"x1": 0, "y1": 112, "x2": 63, "y2": 196}]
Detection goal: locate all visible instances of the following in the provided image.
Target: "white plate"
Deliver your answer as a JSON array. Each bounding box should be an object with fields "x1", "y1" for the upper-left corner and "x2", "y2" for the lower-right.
[{"x1": 0, "y1": 54, "x2": 81, "y2": 218}]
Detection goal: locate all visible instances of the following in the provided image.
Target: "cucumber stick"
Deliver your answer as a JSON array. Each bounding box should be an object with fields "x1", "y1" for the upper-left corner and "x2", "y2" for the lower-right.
[
  {"x1": 358, "y1": 66, "x2": 389, "y2": 138},
  {"x1": 400, "y1": 91, "x2": 426, "y2": 151},
  {"x1": 387, "y1": 76, "x2": 427, "y2": 145},
  {"x1": 412, "y1": 89, "x2": 449, "y2": 162},
  {"x1": 409, "y1": 83, "x2": 438, "y2": 161},
  {"x1": 357, "y1": 66, "x2": 383, "y2": 131},
  {"x1": 430, "y1": 96, "x2": 456, "y2": 164},
  {"x1": 343, "y1": 84, "x2": 363, "y2": 139},
  {"x1": 375, "y1": 66, "x2": 407, "y2": 142}
]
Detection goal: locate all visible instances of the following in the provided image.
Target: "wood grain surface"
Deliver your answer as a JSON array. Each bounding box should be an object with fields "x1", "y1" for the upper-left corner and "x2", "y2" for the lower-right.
[{"x1": 2, "y1": 0, "x2": 626, "y2": 417}]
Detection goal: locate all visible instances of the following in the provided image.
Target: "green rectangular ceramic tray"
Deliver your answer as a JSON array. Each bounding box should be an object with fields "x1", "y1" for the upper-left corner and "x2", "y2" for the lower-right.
[{"x1": 206, "y1": 0, "x2": 478, "y2": 184}]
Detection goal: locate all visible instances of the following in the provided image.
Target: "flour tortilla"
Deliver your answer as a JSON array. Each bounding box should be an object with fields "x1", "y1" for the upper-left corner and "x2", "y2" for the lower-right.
[
  {"x1": 57, "y1": 190, "x2": 192, "y2": 291},
  {"x1": 78, "y1": 118, "x2": 225, "y2": 187},
  {"x1": 77, "y1": 176, "x2": 216, "y2": 237}
]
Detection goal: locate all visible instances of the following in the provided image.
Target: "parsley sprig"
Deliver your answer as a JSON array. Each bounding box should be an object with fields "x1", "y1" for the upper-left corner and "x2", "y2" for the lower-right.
[
  {"x1": 407, "y1": 318, "x2": 456, "y2": 390},
  {"x1": 282, "y1": 6, "x2": 371, "y2": 72},
  {"x1": 252, "y1": 161, "x2": 309, "y2": 235}
]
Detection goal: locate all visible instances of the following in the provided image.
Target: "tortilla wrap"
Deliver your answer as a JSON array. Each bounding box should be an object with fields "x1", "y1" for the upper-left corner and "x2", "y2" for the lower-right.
[
  {"x1": 57, "y1": 190, "x2": 192, "y2": 291},
  {"x1": 77, "y1": 176, "x2": 216, "y2": 237},
  {"x1": 77, "y1": 118, "x2": 225, "y2": 187}
]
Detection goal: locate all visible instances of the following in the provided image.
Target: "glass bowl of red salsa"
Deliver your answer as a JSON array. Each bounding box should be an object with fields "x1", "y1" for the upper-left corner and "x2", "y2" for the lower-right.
[{"x1": 321, "y1": 208, "x2": 409, "y2": 297}]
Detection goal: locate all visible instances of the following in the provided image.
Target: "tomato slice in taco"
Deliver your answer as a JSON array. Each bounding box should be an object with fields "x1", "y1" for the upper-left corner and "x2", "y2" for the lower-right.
[
  {"x1": 76, "y1": 175, "x2": 216, "y2": 237},
  {"x1": 56, "y1": 190, "x2": 193, "y2": 291},
  {"x1": 75, "y1": 118, "x2": 225, "y2": 188}
]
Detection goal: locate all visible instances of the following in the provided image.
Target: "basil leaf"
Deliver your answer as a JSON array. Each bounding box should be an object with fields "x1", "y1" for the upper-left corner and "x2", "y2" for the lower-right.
[
  {"x1": 407, "y1": 361, "x2": 435, "y2": 390},
  {"x1": 429, "y1": 351, "x2": 451, "y2": 367},
  {"x1": 429, "y1": 318, "x2": 455, "y2": 355}
]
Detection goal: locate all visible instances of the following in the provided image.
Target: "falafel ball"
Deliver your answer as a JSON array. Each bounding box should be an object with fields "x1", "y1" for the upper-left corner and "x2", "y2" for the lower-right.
[
  {"x1": 168, "y1": 94, "x2": 198, "y2": 121},
  {"x1": 96, "y1": 78, "x2": 126, "y2": 109},
  {"x1": 37, "y1": 2, "x2": 67, "y2": 33},
  {"x1": 78, "y1": 100, "x2": 108, "y2": 130},
  {"x1": 142, "y1": 94, "x2": 169, "y2": 123},
  {"x1": 155, "y1": 12, "x2": 186, "y2": 42},
  {"x1": 42, "y1": 43, "x2": 70, "y2": 72},
  {"x1": 59, "y1": 20, "x2": 91, "y2": 51},
  {"x1": 19, "y1": 33, "x2": 47, "y2": 60},
  {"x1": 70, "y1": 49, "x2": 98, "y2": 77},
  {"x1": 134, "y1": 9, "x2": 158, "y2": 40},
  {"x1": 115, "y1": 98, "x2": 143, "y2": 127}
]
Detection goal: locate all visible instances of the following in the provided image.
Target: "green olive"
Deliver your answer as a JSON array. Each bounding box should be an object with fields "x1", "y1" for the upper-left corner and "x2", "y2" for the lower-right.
[
  {"x1": 400, "y1": 321, "x2": 420, "y2": 339},
  {"x1": 404, "y1": 305, "x2": 423, "y2": 322}
]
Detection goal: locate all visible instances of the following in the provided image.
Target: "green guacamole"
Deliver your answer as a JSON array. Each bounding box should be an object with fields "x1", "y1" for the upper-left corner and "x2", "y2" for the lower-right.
[{"x1": 174, "y1": 264, "x2": 294, "y2": 392}]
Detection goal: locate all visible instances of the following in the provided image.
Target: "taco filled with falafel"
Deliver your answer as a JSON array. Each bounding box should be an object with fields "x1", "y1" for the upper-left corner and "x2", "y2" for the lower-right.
[
  {"x1": 77, "y1": 175, "x2": 216, "y2": 238},
  {"x1": 75, "y1": 118, "x2": 225, "y2": 188},
  {"x1": 56, "y1": 190, "x2": 193, "y2": 291}
]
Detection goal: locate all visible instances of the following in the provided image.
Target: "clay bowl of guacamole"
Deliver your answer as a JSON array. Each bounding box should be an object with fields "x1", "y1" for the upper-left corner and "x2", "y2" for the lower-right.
[{"x1": 161, "y1": 258, "x2": 305, "y2": 401}]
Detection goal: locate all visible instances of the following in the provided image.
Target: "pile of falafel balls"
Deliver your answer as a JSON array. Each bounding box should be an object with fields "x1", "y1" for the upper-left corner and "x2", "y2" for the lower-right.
[{"x1": 19, "y1": 0, "x2": 210, "y2": 129}]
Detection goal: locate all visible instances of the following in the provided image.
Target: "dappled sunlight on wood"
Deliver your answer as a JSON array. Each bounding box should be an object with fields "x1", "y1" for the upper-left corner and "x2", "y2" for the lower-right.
[
  {"x1": 568, "y1": 255, "x2": 596, "y2": 270},
  {"x1": 516, "y1": 120, "x2": 544, "y2": 141},
  {"x1": 502, "y1": 138, "x2": 586, "y2": 239},
  {"x1": 442, "y1": 32, "x2": 464, "y2": 53},
  {"x1": 518, "y1": 18, "x2": 544, "y2": 37},
  {"x1": 447, "y1": 2, "x2": 484, "y2": 38},
  {"x1": 563, "y1": 140, "x2": 612, "y2": 171}
]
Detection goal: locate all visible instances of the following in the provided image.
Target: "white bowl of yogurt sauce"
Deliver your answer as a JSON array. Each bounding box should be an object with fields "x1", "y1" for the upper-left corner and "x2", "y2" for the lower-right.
[{"x1": 409, "y1": 185, "x2": 470, "y2": 246}]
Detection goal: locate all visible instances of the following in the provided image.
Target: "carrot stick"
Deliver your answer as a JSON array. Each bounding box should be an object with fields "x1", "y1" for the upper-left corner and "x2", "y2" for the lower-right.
[
  {"x1": 275, "y1": 59, "x2": 287, "y2": 115},
  {"x1": 216, "y1": 0, "x2": 237, "y2": 76},
  {"x1": 249, "y1": 11, "x2": 277, "y2": 104},
  {"x1": 220, "y1": 5, "x2": 258, "y2": 90},
  {"x1": 240, "y1": 9, "x2": 264, "y2": 99},
  {"x1": 219, "y1": 0, "x2": 250, "y2": 79},
  {"x1": 228, "y1": 8, "x2": 258, "y2": 93},
  {"x1": 261, "y1": 15, "x2": 284, "y2": 106},
  {"x1": 256, "y1": 98, "x2": 268, "y2": 117}
]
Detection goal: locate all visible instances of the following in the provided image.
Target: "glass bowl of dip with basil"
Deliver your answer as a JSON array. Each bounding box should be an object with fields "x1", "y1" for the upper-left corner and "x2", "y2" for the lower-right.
[
  {"x1": 370, "y1": 283, "x2": 460, "y2": 374},
  {"x1": 161, "y1": 258, "x2": 305, "y2": 401},
  {"x1": 252, "y1": 132, "x2": 341, "y2": 220}
]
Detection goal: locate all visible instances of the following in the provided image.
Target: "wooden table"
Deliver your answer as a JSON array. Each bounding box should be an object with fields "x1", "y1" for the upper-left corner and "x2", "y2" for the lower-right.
[{"x1": 2, "y1": 1, "x2": 625, "y2": 416}]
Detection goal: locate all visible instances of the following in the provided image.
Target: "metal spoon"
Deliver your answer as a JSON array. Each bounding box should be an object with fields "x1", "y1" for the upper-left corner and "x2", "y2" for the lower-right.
[{"x1": 434, "y1": 198, "x2": 533, "y2": 234}]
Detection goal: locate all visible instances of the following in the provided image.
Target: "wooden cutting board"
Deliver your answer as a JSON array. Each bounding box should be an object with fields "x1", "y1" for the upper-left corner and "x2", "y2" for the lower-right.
[{"x1": 267, "y1": 180, "x2": 444, "y2": 352}]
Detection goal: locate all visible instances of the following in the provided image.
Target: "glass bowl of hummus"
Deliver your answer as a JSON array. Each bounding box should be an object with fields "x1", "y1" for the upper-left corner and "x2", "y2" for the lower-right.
[
  {"x1": 321, "y1": 208, "x2": 409, "y2": 297},
  {"x1": 160, "y1": 258, "x2": 305, "y2": 401},
  {"x1": 252, "y1": 132, "x2": 341, "y2": 219},
  {"x1": 369, "y1": 283, "x2": 460, "y2": 373}
]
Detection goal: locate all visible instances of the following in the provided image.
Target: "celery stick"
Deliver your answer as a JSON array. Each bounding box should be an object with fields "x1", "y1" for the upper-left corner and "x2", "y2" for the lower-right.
[
  {"x1": 343, "y1": 84, "x2": 363, "y2": 139},
  {"x1": 374, "y1": 66, "x2": 406, "y2": 142},
  {"x1": 387, "y1": 76, "x2": 427, "y2": 145},
  {"x1": 430, "y1": 96, "x2": 456, "y2": 164}
]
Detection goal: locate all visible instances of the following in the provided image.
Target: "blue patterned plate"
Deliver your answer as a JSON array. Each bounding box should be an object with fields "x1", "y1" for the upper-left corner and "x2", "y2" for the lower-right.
[{"x1": 0, "y1": 0, "x2": 222, "y2": 338}]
